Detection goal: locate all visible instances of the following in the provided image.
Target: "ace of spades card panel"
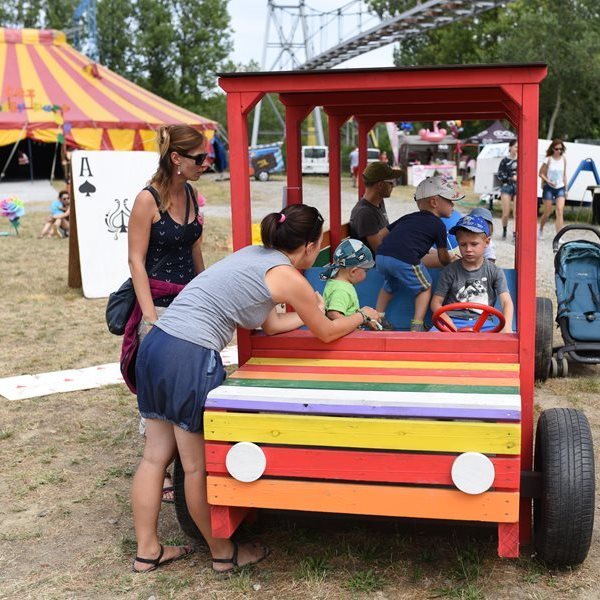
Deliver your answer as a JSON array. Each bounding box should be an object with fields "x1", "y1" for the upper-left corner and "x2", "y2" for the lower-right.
[{"x1": 72, "y1": 151, "x2": 159, "y2": 298}]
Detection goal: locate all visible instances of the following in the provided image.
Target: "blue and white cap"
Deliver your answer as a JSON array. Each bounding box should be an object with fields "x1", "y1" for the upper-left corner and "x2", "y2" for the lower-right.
[
  {"x1": 320, "y1": 238, "x2": 375, "y2": 280},
  {"x1": 469, "y1": 207, "x2": 493, "y2": 224},
  {"x1": 449, "y1": 215, "x2": 491, "y2": 236}
]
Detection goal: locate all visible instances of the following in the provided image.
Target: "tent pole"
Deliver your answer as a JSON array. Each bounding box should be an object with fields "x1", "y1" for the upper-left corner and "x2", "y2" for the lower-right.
[
  {"x1": 50, "y1": 141, "x2": 59, "y2": 183},
  {"x1": 27, "y1": 138, "x2": 34, "y2": 182},
  {"x1": 0, "y1": 124, "x2": 27, "y2": 180}
]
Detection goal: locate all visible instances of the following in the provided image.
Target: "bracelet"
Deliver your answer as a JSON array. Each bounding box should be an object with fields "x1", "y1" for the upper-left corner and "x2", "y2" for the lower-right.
[
  {"x1": 356, "y1": 309, "x2": 370, "y2": 324},
  {"x1": 142, "y1": 320, "x2": 156, "y2": 327}
]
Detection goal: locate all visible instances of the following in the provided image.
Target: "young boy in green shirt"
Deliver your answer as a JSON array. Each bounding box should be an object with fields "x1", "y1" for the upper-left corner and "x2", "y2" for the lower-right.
[{"x1": 321, "y1": 239, "x2": 382, "y2": 330}]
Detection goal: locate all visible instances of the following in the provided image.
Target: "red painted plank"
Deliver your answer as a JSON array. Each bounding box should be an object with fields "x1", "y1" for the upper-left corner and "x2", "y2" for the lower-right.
[
  {"x1": 251, "y1": 349, "x2": 520, "y2": 364},
  {"x1": 238, "y1": 363, "x2": 519, "y2": 380},
  {"x1": 205, "y1": 443, "x2": 520, "y2": 489},
  {"x1": 251, "y1": 331, "x2": 518, "y2": 355},
  {"x1": 498, "y1": 522, "x2": 520, "y2": 558}
]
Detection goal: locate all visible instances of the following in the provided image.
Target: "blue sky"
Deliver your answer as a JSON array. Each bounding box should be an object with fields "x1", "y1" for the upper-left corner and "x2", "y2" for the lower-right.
[{"x1": 227, "y1": 0, "x2": 396, "y2": 70}]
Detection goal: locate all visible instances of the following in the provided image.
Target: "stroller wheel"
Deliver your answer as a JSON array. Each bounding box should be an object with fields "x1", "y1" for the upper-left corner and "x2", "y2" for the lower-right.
[
  {"x1": 549, "y1": 357, "x2": 559, "y2": 378},
  {"x1": 558, "y1": 357, "x2": 569, "y2": 377}
]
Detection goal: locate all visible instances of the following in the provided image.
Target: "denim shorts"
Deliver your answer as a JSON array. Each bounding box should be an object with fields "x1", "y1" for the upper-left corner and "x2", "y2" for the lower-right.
[
  {"x1": 376, "y1": 254, "x2": 432, "y2": 296},
  {"x1": 500, "y1": 182, "x2": 516, "y2": 196},
  {"x1": 542, "y1": 184, "x2": 566, "y2": 202},
  {"x1": 136, "y1": 327, "x2": 226, "y2": 433}
]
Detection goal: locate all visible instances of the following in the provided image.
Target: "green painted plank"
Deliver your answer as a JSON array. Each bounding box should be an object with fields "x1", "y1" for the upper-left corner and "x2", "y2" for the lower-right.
[{"x1": 223, "y1": 377, "x2": 519, "y2": 395}]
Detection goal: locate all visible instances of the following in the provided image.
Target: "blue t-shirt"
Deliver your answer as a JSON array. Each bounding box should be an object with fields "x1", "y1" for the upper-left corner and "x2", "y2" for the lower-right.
[
  {"x1": 378, "y1": 210, "x2": 447, "y2": 265},
  {"x1": 50, "y1": 199, "x2": 64, "y2": 217}
]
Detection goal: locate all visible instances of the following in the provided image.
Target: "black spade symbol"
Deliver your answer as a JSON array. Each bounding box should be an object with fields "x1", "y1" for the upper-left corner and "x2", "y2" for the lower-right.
[{"x1": 79, "y1": 180, "x2": 96, "y2": 197}]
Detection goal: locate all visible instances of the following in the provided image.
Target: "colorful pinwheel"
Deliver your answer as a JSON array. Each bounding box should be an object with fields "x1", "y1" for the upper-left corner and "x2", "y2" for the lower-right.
[{"x1": 1, "y1": 196, "x2": 25, "y2": 234}]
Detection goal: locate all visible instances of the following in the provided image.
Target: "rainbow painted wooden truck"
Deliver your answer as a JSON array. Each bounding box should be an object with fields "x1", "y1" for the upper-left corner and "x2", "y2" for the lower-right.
[{"x1": 174, "y1": 64, "x2": 595, "y2": 566}]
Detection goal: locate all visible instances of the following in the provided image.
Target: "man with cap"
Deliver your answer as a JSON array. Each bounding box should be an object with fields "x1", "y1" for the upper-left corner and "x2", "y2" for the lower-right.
[
  {"x1": 431, "y1": 214, "x2": 513, "y2": 333},
  {"x1": 349, "y1": 161, "x2": 402, "y2": 254},
  {"x1": 320, "y1": 239, "x2": 382, "y2": 330},
  {"x1": 374, "y1": 175, "x2": 462, "y2": 331}
]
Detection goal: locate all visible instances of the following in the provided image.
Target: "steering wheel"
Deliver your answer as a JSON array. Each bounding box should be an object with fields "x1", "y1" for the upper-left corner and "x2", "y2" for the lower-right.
[{"x1": 432, "y1": 302, "x2": 505, "y2": 333}]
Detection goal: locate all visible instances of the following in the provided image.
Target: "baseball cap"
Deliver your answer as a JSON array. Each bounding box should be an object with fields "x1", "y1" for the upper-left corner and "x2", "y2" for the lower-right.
[
  {"x1": 449, "y1": 215, "x2": 490, "y2": 237},
  {"x1": 414, "y1": 175, "x2": 465, "y2": 202},
  {"x1": 320, "y1": 238, "x2": 375, "y2": 280},
  {"x1": 362, "y1": 161, "x2": 403, "y2": 184},
  {"x1": 469, "y1": 207, "x2": 493, "y2": 224}
]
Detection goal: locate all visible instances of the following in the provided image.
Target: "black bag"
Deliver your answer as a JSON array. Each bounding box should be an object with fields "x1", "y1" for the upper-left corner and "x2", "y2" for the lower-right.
[
  {"x1": 106, "y1": 278, "x2": 136, "y2": 335},
  {"x1": 105, "y1": 185, "x2": 193, "y2": 335}
]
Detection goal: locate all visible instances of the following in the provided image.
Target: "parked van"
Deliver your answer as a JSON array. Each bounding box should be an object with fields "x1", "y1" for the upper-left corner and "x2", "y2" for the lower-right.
[
  {"x1": 302, "y1": 146, "x2": 381, "y2": 175},
  {"x1": 302, "y1": 146, "x2": 329, "y2": 174}
]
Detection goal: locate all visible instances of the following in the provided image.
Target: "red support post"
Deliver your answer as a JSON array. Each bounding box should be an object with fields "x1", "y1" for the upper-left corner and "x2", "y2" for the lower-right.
[
  {"x1": 284, "y1": 104, "x2": 313, "y2": 205},
  {"x1": 516, "y1": 83, "x2": 540, "y2": 546},
  {"x1": 327, "y1": 113, "x2": 349, "y2": 253},
  {"x1": 498, "y1": 522, "x2": 520, "y2": 558},
  {"x1": 210, "y1": 505, "x2": 255, "y2": 538}
]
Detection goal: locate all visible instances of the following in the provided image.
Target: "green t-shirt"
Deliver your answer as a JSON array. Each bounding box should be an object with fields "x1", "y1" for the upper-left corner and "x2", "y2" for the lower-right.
[{"x1": 323, "y1": 279, "x2": 360, "y2": 316}]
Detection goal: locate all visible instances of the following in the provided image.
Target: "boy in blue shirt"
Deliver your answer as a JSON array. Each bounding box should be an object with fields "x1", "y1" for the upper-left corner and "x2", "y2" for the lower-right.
[
  {"x1": 431, "y1": 214, "x2": 513, "y2": 333},
  {"x1": 375, "y1": 176, "x2": 462, "y2": 331}
]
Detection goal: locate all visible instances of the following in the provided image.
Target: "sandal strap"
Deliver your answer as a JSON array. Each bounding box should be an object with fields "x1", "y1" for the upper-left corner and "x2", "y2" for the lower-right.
[
  {"x1": 212, "y1": 541, "x2": 238, "y2": 566},
  {"x1": 134, "y1": 543, "x2": 164, "y2": 566}
]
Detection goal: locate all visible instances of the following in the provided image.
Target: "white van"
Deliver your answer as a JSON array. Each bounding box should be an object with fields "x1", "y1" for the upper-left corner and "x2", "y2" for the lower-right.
[
  {"x1": 302, "y1": 146, "x2": 380, "y2": 175},
  {"x1": 302, "y1": 146, "x2": 329, "y2": 174}
]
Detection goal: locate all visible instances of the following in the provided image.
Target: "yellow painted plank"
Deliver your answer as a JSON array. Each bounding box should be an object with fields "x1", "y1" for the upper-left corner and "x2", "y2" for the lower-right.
[
  {"x1": 207, "y1": 476, "x2": 519, "y2": 523},
  {"x1": 247, "y1": 357, "x2": 519, "y2": 372},
  {"x1": 204, "y1": 412, "x2": 521, "y2": 454}
]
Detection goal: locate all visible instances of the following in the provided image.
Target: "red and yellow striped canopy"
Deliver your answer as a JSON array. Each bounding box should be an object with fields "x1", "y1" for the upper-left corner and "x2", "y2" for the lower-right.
[{"x1": 0, "y1": 28, "x2": 217, "y2": 150}]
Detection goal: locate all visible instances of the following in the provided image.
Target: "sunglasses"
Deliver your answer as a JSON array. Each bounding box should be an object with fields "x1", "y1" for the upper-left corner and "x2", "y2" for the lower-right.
[
  {"x1": 553, "y1": 146, "x2": 564, "y2": 151},
  {"x1": 177, "y1": 151, "x2": 208, "y2": 165},
  {"x1": 306, "y1": 210, "x2": 324, "y2": 245}
]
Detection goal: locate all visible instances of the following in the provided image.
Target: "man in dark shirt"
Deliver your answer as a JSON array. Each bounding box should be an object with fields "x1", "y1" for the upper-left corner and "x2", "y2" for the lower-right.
[
  {"x1": 375, "y1": 176, "x2": 463, "y2": 331},
  {"x1": 349, "y1": 161, "x2": 402, "y2": 253}
]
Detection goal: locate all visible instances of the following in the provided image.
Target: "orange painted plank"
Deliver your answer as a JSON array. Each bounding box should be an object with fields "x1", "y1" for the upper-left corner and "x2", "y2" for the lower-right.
[
  {"x1": 251, "y1": 349, "x2": 520, "y2": 364},
  {"x1": 239, "y1": 363, "x2": 520, "y2": 379},
  {"x1": 230, "y1": 370, "x2": 518, "y2": 387},
  {"x1": 207, "y1": 476, "x2": 519, "y2": 523},
  {"x1": 205, "y1": 442, "x2": 521, "y2": 488}
]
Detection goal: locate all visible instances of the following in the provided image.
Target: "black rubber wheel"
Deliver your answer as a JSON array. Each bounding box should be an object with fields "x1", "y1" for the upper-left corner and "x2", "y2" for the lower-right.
[
  {"x1": 172, "y1": 455, "x2": 205, "y2": 542},
  {"x1": 549, "y1": 357, "x2": 558, "y2": 378},
  {"x1": 535, "y1": 297, "x2": 553, "y2": 381},
  {"x1": 534, "y1": 408, "x2": 595, "y2": 566}
]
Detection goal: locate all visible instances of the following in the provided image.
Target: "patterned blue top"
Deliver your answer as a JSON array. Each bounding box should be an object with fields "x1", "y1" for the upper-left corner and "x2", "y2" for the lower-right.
[{"x1": 144, "y1": 185, "x2": 202, "y2": 306}]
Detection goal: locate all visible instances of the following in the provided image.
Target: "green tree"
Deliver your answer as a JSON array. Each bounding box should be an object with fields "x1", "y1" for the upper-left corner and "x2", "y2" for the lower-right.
[
  {"x1": 372, "y1": 0, "x2": 600, "y2": 140},
  {"x1": 96, "y1": 0, "x2": 136, "y2": 75}
]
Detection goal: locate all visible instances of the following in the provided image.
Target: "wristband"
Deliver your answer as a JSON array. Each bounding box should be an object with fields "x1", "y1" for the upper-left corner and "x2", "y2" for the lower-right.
[
  {"x1": 142, "y1": 320, "x2": 156, "y2": 327},
  {"x1": 356, "y1": 309, "x2": 370, "y2": 324}
]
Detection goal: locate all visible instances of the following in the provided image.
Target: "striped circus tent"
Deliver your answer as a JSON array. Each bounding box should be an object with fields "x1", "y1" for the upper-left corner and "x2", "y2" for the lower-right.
[{"x1": 0, "y1": 28, "x2": 217, "y2": 151}]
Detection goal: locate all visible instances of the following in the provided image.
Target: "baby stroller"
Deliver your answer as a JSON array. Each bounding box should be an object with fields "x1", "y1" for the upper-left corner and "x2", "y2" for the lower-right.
[{"x1": 550, "y1": 224, "x2": 600, "y2": 376}]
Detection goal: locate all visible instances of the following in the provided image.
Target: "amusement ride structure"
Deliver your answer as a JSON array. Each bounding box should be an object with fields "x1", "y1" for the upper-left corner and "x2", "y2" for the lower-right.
[{"x1": 252, "y1": 0, "x2": 510, "y2": 145}]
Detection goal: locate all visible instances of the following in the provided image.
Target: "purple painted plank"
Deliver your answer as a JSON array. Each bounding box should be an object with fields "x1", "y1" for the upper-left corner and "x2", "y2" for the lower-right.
[{"x1": 204, "y1": 398, "x2": 520, "y2": 421}]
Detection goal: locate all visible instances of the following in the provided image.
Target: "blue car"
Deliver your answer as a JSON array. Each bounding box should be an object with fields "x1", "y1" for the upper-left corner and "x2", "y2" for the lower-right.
[{"x1": 249, "y1": 142, "x2": 285, "y2": 181}]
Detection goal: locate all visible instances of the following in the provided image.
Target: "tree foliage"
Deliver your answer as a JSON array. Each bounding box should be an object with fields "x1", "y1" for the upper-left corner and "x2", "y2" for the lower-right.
[{"x1": 366, "y1": 0, "x2": 600, "y2": 139}]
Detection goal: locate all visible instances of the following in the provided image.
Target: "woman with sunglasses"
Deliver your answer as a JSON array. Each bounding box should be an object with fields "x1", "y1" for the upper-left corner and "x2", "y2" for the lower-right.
[
  {"x1": 130, "y1": 204, "x2": 379, "y2": 574},
  {"x1": 123, "y1": 125, "x2": 207, "y2": 509},
  {"x1": 539, "y1": 139, "x2": 568, "y2": 239}
]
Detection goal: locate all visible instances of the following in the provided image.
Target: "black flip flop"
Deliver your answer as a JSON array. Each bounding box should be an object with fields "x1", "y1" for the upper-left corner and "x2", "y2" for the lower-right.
[
  {"x1": 212, "y1": 541, "x2": 270, "y2": 574},
  {"x1": 132, "y1": 544, "x2": 194, "y2": 573}
]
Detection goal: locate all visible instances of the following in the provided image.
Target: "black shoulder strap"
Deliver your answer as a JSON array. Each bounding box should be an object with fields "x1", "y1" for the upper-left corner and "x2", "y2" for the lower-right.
[
  {"x1": 185, "y1": 182, "x2": 199, "y2": 216},
  {"x1": 144, "y1": 185, "x2": 161, "y2": 208}
]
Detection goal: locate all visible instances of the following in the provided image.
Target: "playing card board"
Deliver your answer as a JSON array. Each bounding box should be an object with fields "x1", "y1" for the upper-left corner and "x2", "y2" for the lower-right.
[{"x1": 72, "y1": 150, "x2": 159, "y2": 298}]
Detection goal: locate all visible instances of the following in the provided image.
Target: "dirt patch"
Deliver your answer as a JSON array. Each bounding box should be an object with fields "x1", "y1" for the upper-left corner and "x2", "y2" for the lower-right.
[{"x1": 1, "y1": 178, "x2": 599, "y2": 599}]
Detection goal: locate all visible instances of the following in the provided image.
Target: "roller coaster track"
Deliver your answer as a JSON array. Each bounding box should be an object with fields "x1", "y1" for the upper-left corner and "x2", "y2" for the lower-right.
[{"x1": 299, "y1": 0, "x2": 509, "y2": 70}]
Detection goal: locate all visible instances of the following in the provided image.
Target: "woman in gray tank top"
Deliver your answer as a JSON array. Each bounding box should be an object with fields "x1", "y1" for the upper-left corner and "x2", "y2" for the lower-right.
[{"x1": 130, "y1": 204, "x2": 379, "y2": 575}]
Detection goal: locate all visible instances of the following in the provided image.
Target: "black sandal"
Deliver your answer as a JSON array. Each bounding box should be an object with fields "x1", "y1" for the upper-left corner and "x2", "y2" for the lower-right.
[
  {"x1": 162, "y1": 472, "x2": 175, "y2": 504},
  {"x1": 132, "y1": 543, "x2": 194, "y2": 573},
  {"x1": 211, "y1": 541, "x2": 270, "y2": 574}
]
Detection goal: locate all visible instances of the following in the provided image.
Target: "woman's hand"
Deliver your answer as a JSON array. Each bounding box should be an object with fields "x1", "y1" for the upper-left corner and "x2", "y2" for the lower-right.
[{"x1": 360, "y1": 306, "x2": 380, "y2": 322}]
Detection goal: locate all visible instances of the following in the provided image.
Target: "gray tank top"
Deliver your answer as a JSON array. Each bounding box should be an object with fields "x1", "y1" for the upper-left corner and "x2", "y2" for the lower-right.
[{"x1": 155, "y1": 245, "x2": 291, "y2": 351}]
